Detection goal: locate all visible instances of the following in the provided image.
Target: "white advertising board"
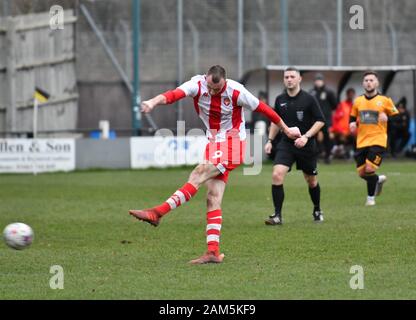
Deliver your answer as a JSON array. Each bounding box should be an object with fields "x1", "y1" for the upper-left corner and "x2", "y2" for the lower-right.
[
  {"x1": 0, "y1": 139, "x2": 75, "y2": 173},
  {"x1": 130, "y1": 136, "x2": 208, "y2": 169}
]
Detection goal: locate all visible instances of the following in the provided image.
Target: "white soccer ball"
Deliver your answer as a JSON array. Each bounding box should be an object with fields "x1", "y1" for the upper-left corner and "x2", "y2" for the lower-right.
[{"x1": 3, "y1": 223, "x2": 34, "y2": 250}]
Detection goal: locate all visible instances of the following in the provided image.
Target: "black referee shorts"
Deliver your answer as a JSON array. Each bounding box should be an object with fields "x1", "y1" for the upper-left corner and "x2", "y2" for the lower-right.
[{"x1": 273, "y1": 142, "x2": 318, "y2": 176}]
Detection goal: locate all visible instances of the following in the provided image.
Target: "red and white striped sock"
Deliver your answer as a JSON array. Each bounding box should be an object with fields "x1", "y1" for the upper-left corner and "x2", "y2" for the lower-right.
[
  {"x1": 206, "y1": 209, "x2": 222, "y2": 254},
  {"x1": 154, "y1": 182, "x2": 198, "y2": 216}
]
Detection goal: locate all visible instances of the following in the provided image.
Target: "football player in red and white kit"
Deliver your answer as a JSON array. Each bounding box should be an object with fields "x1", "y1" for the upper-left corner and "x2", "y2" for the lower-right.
[{"x1": 129, "y1": 65, "x2": 301, "y2": 264}]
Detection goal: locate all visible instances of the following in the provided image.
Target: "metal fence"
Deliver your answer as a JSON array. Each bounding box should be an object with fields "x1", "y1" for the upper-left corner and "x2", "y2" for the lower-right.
[
  {"x1": 1, "y1": 0, "x2": 416, "y2": 136},
  {"x1": 79, "y1": 0, "x2": 416, "y2": 134}
]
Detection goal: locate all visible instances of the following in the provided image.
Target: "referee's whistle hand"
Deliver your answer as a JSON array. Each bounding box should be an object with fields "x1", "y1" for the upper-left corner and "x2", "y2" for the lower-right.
[{"x1": 294, "y1": 136, "x2": 308, "y2": 148}]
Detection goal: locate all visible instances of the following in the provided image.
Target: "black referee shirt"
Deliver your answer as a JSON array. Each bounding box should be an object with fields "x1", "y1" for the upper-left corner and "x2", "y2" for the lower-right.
[{"x1": 274, "y1": 89, "x2": 325, "y2": 149}]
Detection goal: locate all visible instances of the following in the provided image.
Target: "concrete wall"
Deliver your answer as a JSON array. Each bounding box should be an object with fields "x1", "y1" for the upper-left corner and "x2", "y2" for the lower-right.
[
  {"x1": 76, "y1": 138, "x2": 130, "y2": 169},
  {"x1": 74, "y1": 0, "x2": 416, "y2": 133},
  {"x1": 77, "y1": 82, "x2": 132, "y2": 134},
  {"x1": 3, "y1": 0, "x2": 416, "y2": 135}
]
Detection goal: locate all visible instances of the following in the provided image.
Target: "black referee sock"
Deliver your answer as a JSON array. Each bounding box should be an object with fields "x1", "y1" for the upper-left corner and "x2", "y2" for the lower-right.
[
  {"x1": 309, "y1": 184, "x2": 321, "y2": 212},
  {"x1": 272, "y1": 184, "x2": 284, "y2": 217},
  {"x1": 361, "y1": 174, "x2": 378, "y2": 197}
]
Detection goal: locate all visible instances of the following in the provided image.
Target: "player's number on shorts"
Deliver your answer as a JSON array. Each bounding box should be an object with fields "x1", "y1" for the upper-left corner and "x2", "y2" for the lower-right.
[{"x1": 212, "y1": 150, "x2": 223, "y2": 159}]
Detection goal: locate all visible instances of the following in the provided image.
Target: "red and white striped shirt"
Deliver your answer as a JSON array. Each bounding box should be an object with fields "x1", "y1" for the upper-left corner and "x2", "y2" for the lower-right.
[{"x1": 163, "y1": 74, "x2": 281, "y2": 142}]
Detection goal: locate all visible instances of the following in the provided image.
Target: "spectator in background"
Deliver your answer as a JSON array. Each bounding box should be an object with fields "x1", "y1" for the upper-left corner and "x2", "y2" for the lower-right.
[
  {"x1": 254, "y1": 91, "x2": 280, "y2": 160},
  {"x1": 330, "y1": 88, "x2": 356, "y2": 158},
  {"x1": 246, "y1": 91, "x2": 269, "y2": 131},
  {"x1": 389, "y1": 97, "x2": 411, "y2": 157},
  {"x1": 258, "y1": 91, "x2": 268, "y2": 104},
  {"x1": 309, "y1": 73, "x2": 338, "y2": 164}
]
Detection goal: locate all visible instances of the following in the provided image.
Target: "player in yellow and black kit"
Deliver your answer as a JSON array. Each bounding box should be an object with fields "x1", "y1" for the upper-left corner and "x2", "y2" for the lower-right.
[{"x1": 349, "y1": 71, "x2": 399, "y2": 206}]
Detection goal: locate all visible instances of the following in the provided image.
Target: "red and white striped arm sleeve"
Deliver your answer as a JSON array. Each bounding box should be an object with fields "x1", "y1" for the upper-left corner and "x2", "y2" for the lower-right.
[
  {"x1": 162, "y1": 88, "x2": 186, "y2": 104},
  {"x1": 254, "y1": 101, "x2": 281, "y2": 124},
  {"x1": 162, "y1": 76, "x2": 201, "y2": 104}
]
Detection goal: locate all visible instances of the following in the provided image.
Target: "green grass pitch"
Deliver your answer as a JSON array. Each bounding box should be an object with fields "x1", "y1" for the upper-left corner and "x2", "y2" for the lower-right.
[{"x1": 1, "y1": 161, "x2": 415, "y2": 299}]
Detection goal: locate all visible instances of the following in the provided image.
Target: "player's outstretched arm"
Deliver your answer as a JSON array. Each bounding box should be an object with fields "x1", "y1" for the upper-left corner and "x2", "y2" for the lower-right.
[
  {"x1": 141, "y1": 88, "x2": 187, "y2": 113},
  {"x1": 254, "y1": 101, "x2": 301, "y2": 139},
  {"x1": 141, "y1": 94, "x2": 167, "y2": 113}
]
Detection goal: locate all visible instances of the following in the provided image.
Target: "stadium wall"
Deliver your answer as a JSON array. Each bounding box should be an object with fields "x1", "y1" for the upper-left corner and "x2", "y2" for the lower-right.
[
  {"x1": 73, "y1": 0, "x2": 416, "y2": 134},
  {"x1": 76, "y1": 138, "x2": 131, "y2": 169},
  {"x1": 1, "y1": 1, "x2": 416, "y2": 136}
]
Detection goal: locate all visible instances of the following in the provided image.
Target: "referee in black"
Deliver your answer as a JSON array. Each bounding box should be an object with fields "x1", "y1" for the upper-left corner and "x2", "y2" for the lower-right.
[{"x1": 264, "y1": 67, "x2": 326, "y2": 225}]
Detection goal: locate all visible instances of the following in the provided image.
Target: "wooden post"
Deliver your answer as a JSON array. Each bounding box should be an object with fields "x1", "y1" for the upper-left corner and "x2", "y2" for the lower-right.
[{"x1": 5, "y1": 17, "x2": 16, "y2": 136}]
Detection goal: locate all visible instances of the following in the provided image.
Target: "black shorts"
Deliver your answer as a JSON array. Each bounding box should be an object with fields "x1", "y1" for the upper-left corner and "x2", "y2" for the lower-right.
[
  {"x1": 354, "y1": 145, "x2": 386, "y2": 170},
  {"x1": 273, "y1": 141, "x2": 318, "y2": 176}
]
